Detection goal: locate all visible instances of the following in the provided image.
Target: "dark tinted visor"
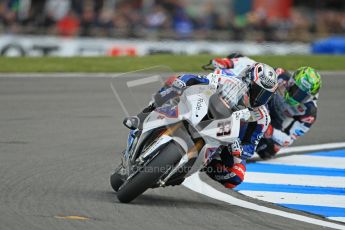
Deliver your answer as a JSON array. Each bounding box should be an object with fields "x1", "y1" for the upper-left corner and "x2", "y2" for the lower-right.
[
  {"x1": 288, "y1": 84, "x2": 312, "y2": 103},
  {"x1": 250, "y1": 83, "x2": 274, "y2": 107}
]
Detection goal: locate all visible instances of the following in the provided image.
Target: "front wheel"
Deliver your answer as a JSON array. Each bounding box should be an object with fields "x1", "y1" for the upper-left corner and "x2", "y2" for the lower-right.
[
  {"x1": 116, "y1": 142, "x2": 183, "y2": 203},
  {"x1": 110, "y1": 171, "x2": 124, "y2": 192}
]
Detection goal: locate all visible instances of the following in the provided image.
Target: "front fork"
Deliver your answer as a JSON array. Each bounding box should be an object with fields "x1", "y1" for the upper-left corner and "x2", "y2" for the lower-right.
[
  {"x1": 123, "y1": 123, "x2": 182, "y2": 163},
  {"x1": 122, "y1": 123, "x2": 205, "y2": 187},
  {"x1": 124, "y1": 129, "x2": 138, "y2": 160},
  {"x1": 157, "y1": 138, "x2": 204, "y2": 186}
]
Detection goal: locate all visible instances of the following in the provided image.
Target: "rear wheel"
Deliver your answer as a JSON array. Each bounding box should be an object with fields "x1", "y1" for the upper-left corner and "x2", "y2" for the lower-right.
[{"x1": 116, "y1": 142, "x2": 183, "y2": 203}]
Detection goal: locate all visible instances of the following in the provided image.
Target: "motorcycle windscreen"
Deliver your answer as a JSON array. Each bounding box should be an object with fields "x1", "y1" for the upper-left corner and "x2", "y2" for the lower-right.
[
  {"x1": 196, "y1": 95, "x2": 238, "y2": 143},
  {"x1": 194, "y1": 81, "x2": 248, "y2": 143},
  {"x1": 110, "y1": 66, "x2": 176, "y2": 117}
]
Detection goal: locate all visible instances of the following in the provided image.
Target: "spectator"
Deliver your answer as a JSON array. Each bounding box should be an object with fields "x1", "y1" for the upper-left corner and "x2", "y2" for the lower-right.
[
  {"x1": 0, "y1": 0, "x2": 343, "y2": 41},
  {"x1": 198, "y1": 1, "x2": 222, "y2": 30},
  {"x1": 57, "y1": 9, "x2": 80, "y2": 37},
  {"x1": 173, "y1": 8, "x2": 193, "y2": 38},
  {"x1": 145, "y1": 5, "x2": 168, "y2": 30},
  {"x1": 0, "y1": 2, "x2": 5, "y2": 24},
  {"x1": 45, "y1": 0, "x2": 71, "y2": 21},
  {"x1": 97, "y1": 8, "x2": 114, "y2": 32},
  {"x1": 80, "y1": 5, "x2": 96, "y2": 36}
]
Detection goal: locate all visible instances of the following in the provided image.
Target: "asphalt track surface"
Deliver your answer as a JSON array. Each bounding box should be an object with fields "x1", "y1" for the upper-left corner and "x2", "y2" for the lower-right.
[{"x1": 1, "y1": 72, "x2": 344, "y2": 230}]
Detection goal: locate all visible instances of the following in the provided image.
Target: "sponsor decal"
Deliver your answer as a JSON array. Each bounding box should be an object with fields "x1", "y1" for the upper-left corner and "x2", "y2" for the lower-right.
[
  {"x1": 233, "y1": 165, "x2": 245, "y2": 175},
  {"x1": 196, "y1": 97, "x2": 204, "y2": 111},
  {"x1": 217, "y1": 121, "x2": 231, "y2": 136},
  {"x1": 297, "y1": 106, "x2": 305, "y2": 113},
  {"x1": 195, "y1": 96, "x2": 205, "y2": 118},
  {"x1": 107, "y1": 46, "x2": 137, "y2": 56},
  {"x1": 208, "y1": 73, "x2": 219, "y2": 90},
  {"x1": 275, "y1": 68, "x2": 285, "y2": 76},
  {"x1": 301, "y1": 78, "x2": 312, "y2": 90},
  {"x1": 156, "y1": 105, "x2": 179, "y2": 118},
  {"x1": 300, "y1": 116, "x2": 315, "y2": 124},
  {"x1": 221, "y1": 69, "x2": 236, "y2": 76},
  {"x1": 204, "y1": 147, "x2": 218, "y2": 162},
  {"x1": 157, "y1": 115, "x2": 165, "y2": 120}
]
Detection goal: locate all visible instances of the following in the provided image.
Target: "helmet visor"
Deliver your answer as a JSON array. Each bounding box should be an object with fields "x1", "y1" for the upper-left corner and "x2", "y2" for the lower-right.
[
  {"x1": 287, "y1": 84, "x2": 312, "y2": 105},
  {"x1": 250, "y1": 83, "x2": 274, "y2": 107}
]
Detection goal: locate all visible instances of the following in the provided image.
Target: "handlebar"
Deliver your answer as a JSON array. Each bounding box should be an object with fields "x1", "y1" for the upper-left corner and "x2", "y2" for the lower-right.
[{"x1": 202, "y1": 60, "x2": 215, "y2": 71}]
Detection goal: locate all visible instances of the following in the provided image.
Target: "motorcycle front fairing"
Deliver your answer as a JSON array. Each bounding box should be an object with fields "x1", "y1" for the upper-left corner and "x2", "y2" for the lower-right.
[
  {"x1": 142, "y1": 85, "x2": 211, "y2": 130},
  {"x1": 129, "y1": 86, "x2": 209, "y2": 163},
  {"x1": 132, "y1": 84, "x2": 250, "y2": 176}
]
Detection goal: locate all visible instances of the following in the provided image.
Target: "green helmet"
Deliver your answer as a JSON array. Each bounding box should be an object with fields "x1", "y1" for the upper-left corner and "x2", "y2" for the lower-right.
[{"x1": 285, "y1": 67, "x2": 322, "y2": 106}]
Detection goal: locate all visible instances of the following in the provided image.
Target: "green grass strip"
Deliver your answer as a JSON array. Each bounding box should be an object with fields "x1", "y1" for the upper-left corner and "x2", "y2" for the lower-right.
[{"x1": 0, "y1": 55, "x2": 344, "y2": 73}]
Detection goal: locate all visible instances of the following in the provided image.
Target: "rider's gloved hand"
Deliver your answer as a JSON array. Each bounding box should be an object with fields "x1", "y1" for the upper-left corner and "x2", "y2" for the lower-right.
[
  {"x1": 230, "y1": 139, "x2": 243, "y2": 158},
  {"x1": 216, "y1": 141, "x2": 242, "y2": 168},
  {"x1": 248, "y1": 106, "x2": 266, "y2": 122},
  {"x1": 256, "y1": 138, "x2": 280, "y2": 159},
  {"x1": 171, "y1": 78, "x2": 186, "y2": 94},
  {"x1": 212, "y1": 58, "x2": 233, "y2": 69},
  {"x1": 164, "y1": 75, "x2": 179, "y2": 87},
  {"x1": 272, "y1": 128, "x2": 293, "y2": 147},
  {"x1": 202, "y1": 58, "x2": 233, "y2": 70}
]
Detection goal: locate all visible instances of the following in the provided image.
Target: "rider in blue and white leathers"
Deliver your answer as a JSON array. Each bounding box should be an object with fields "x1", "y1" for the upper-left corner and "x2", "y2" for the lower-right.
[
  {"x1": 123, "y1": 63, "x2": 278, "y2": 189},
  {"x1": 209, "y1": 53, "x2": 321, "y2": 159}
]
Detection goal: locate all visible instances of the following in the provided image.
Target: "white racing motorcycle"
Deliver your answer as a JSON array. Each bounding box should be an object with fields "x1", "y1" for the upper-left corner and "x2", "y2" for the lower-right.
[{"x1": 110, "y1": 73, "x2": 251, "y2": 203}]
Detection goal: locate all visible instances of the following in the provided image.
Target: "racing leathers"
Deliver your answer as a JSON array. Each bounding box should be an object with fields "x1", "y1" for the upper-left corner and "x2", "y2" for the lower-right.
[
  {"x1": 256, "y1": 69, "x2": 318, "y2": 158},
  {"x1": 124, "y1": 72, "x2": 271, "y2": 189},
  {"x1": 210, "y1": 54, "x2": 318, "y2": 159}
]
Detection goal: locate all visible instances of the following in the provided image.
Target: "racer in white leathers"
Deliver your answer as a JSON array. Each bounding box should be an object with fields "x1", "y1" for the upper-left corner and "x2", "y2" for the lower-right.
[
  {"x1": 208, "y1": 53, "x2": 322, "y2": 159},
  {"x1": 123, "y1": 63, "x2": 278, "y2": 188}
]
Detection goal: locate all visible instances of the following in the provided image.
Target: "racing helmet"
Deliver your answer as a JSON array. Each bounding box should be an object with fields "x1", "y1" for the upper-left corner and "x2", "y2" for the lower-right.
[
  {"x1": 285, "y1": 67, "x2": 322, "y2": 106},
  {"x1": 247, "y1": 63, "x2": 278, "y2": 108}
]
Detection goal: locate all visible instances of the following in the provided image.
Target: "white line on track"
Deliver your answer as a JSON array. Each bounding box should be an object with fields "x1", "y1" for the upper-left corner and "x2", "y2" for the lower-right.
[
  {"x1": 183, "y1": 173, "x2": 345, "y2": 230},
  {"x1": 110, "y1": 82, "x2": 130, "y2": 117},
  {"x1": 259, "y1": 155, "x2": 345, "y2": 169},
  {"x1": 239, "y1": 191, "x2": 345, "y2": 208},
  {"x1": 126, "y1": 75, "x2": 161, "y2": 87},
  {"x1": 183, "y1": 141, "x2": 345, "y2": 230},
  {"x1": 279, "y1": 142, "x2": 345, "y2": 155},
  {"x1": 331, "y1": 218, "x2": 345, "y2": 223},
  {"x1": 251, "y1": 142, "x2": 345, "y2": 160},
  {"x1": 245, "y1": 172, "x2": 345, "y2": 188}
]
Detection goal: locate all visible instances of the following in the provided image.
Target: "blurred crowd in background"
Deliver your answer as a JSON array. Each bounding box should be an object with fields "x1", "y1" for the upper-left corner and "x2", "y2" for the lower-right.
[{"x1": 0, "y1": 0, "x2": 344, "y2": 42}]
